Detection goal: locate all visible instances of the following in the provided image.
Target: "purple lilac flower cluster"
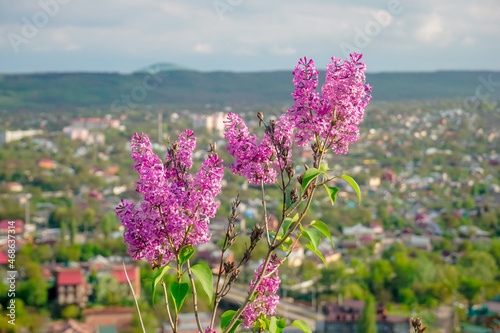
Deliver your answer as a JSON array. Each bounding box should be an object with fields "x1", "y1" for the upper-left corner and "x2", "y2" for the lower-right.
[
  {"x1": 241, "y1": 255, "x2": 283, "y2": 328},
  {"x1": 290, "y1": 53, "x2": 372, "y2": 154},
  {"x1": 116, "y1": 130, "x2": 225, "y2": 267},
  {"x1": 223, "y1": 113, "x2": 293, "y2": 185},
  {"x1": 224, "y1": 54, "x2": 371, "y2": 185}
]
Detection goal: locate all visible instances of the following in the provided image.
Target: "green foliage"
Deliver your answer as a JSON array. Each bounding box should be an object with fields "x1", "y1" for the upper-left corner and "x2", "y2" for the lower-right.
[
  {"x1": 19, "y1": 277, "x2": 48, "y2": 307},
  {"x1": 290, "y1": 320, "x2": 312, "y2": 333},
  {"x1": 459, "y1": 278, "x2": 483, "y2": 306},
  {"x1": 340, "y1": 175, "x2": 361, "y2": 205},
  {"x1": 179, "y1": 245, "x2": 195, "y2": 267},
  {"x1": 152, "y1": 264, "x2": 172, "y2": 304},
  {"x1": 94, "y1": 274, "x2": 130, "y2": 305},
  {"x1": 221, "y1": 310, "x2": 242, "y2": 333},
  {"x1": 458, "y1": 251, "x2": 498, "y2": 283},
  {"x1": 170, "y1": 282, "x2": 189, "y2": 312},
  {"x1": 324, "y1": 185, "x2": 340, "y2": 206},
  {"x1": 301, "y1": 167, "x2": 321, "y2": 195},
  {"x1": 358, "y1": 295, "x2": 377, "y2": 333},
  {"x1": 190, "y1": 261, "x2": 214, "y2": 303},
  {"x1": 61, "y1": 305, "x2": 79, "y2": 319}
]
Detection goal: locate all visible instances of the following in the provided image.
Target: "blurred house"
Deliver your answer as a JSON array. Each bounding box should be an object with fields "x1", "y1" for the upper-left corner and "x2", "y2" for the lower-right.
[
  {"x1": 70, "y1": 118, "x2": 120, "y2": 129},
  {"x1": 192, "y1": 112, "x2": 226, "y2": 134},
  {"x1": 321, "y1": 299, "x2": 410, "y2": 333},
  {"x1": 5, "y1": 182, "x2": 23, "y2": 192},
  {"x1": 1, "y1": 129, "x2": 43, "y2": 144},
  {"x1": 403, "y1": 235, "x2": 432, "y2": 251},
  {"x1": 56, "y1": 268, "x2": 90, "y2": 307},
  {"x1": 0, "y1": 220, "x2": 24, "y2": 238},
  {"x1": 38, "y1": 157, "x2": 55, "y2": 169},
  {"x1": 84, "y1": 307, "x2": 135, "y2": 333},
  {"x1": 49, "y1": 319, "x2": 90, "y2": 333}
]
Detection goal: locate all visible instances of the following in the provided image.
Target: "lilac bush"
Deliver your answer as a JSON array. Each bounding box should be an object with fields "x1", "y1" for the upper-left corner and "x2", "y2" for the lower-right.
[
  {"x1": 116, "y1": 130, "x2": 224, "y2": 267},
  {"x1": 117, "y1": 53, "x2": 371, "y2": 333}
]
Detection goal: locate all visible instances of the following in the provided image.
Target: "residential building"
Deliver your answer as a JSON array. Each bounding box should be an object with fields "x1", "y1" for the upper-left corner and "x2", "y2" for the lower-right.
[
  {"x1": 1, "y1": 129, "x2": 43, "y2": 144},
  {"x1": 70, "y1": 118, "x2": 120, "y2": 129},
  {"x1": 322, "y1": 300, "x2": 410, "y2": 333},
  {"x1": 192, "y1": 112, "x2": 226, "y2": 134},
  {"x1": 84, "y1": 307, "x2": 135, "y2": 333},
  {"x1": 56, "y1": 268, "x2": 90, "y2": 307},
  {"x1": 0, "y1": 220, "x2": 24, "y2": 238}
]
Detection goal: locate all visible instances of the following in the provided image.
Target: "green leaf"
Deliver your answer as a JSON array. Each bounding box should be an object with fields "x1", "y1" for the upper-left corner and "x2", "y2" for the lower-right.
[
  {"x1": 269, "y1": 316, "x2": 277, "y2": 333},
  {"x1": 301, "y1": 228, "x2": 321, "y2": 251},
  {"x1": 281, "y1": 213, "x2": 299, "y2": 236},
  {"x1": 319, "y1": 162, "x2": 329, "y2": 173},
  {"x1": 170, "y1": 282, "x2": 189, "y2": 312},
  {"x1": 305, "y1": 244, "x2": 327, "y2": 267},
  {"x1": 221, "y1": 310, "x2": 242, "y2": 333},
  {"x1": 290, "y1": 320, "x2": 312, "y2": 333},
  {"x1": 190, "y1": 261, "x2": 214, "y2": 303},
  {"x1": 255, "y1": 318, "x2": 267, "y2": 331},
  {"x1": 301, "y1": 167, "x2": 321, "y2": 196},
  {"x1": 310, "y1": 220, "x2": 335, "y2": 247},
  {"x1": 340, "y1": 175, "x2": 361, "y2": 205},
  {"x1": 323, "y1": 185, "x2": 340, "y2": 206},
  {"x1": 179, "y1": 245, "x2": 195, "y2": 266},
  {"x1": 152, "y1": 263, "x2": 172, "y2": 304}
]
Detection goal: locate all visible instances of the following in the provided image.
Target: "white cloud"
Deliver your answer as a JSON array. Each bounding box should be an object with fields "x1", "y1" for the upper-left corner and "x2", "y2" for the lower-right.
[
  {"x1": 414, "y1": 14, "x2": 446, "y2": 44},
  {"x1": 270, "y1": 46, "x2": 297, "y2": 56},
  {"x1": 194, "y1": 43, "x2": 213, "y2": 54},
  {"x1": 0, "y1": 0, "x2": 499, "y2": 72}
]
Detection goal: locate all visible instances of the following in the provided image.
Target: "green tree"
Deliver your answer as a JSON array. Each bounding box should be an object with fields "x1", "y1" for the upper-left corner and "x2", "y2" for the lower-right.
[
  {"x1": 20, "y1": 277, "x2": 48, "y2": 307},
  {"x1": 358, "y1": 294, "x2": 377, "y2": 333},
  {"x1": 463, "y1": 197, "x2": 475, "y2": 210},
  {"x1": 101, "y1": 213, "x2": 117, "y2": 240},
  {"x1": 459, "y1": 278, "x2": 483, "y2": 308},
  {"x1": 458, "y1": 251, "x2": 498, "y2": 283},
  {"x1": 62, "y1": 305, "x2": 80, "y2": 319},
  {"x1": 69, "y1": 218, "x2": 77, "y2": 245}
]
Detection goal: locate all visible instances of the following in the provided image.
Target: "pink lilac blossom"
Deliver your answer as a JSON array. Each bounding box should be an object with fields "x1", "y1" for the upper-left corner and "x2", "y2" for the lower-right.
[
  {"x1": 203, "y1": 327, "x2": 216, "y2": 333},
  {"x1": 241, "y1": 255, "x2": 283, "y2": 328},
  {"x1": 116, "y1": 131, "x2": 225, "y2": 267},
  {"x1": 223, "y1": 112, "x2": 294, "y2": 186},
  {"x1": 224, "y1": 54, "x2": 370, "y2": 185},
  {"x1": 289, "y1": 53, "x2": 372, "y2": 154}
]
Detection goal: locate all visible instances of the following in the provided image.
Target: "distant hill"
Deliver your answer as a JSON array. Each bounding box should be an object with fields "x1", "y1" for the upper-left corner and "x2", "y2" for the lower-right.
[
  {"x1": 0, "y1": 69, "x2": 498, "y2": 110},
  {"x1": 134, "y1": 62, "x2": 194, "y2": 73}
]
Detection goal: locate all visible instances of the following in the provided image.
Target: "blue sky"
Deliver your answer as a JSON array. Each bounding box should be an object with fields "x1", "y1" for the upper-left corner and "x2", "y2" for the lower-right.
[{"x1": 0, "y1": 0, "x2": 499, "y2": 73}]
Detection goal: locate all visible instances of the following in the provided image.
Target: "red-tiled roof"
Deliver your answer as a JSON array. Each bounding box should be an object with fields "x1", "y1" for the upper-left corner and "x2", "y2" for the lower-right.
[
  {"x1": 0, "y1": 251, "x2": 8, "y2": 264},
  {"x1": 112, "y1": 266, "x2": 136, "y2": 283},
  {"x1": 57, "y1": 269, "x2": 83, "y2": 286},
  {"x1": 0, "y1": 220, "x2": 23, "y2": 230}
]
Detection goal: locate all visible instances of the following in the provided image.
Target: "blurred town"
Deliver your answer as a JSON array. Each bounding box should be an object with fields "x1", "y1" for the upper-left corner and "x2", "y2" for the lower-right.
[{"x1": 0, "y1": 97, "x2": 499, "y2": 332}]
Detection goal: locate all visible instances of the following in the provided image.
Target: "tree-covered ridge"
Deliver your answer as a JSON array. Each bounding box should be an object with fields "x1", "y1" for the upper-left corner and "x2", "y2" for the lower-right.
[{"x1": 0, "y1": 70, "x2": 498, "y2": 110}]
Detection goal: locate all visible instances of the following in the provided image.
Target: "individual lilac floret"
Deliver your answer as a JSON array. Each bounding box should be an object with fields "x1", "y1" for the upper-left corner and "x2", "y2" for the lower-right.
[
  {"x1": 116, "y1": 131, "x2": 225, "y2": 267},
  {"x1": 202, "y1": 327, "x2": 216, "y2": 333},
  {"x1": 223, "y1": 113, "x2": 293, "y2": 186},
  {"x1": 241, "y1": 255, "x2": 283, "y2": 328},
  {"x1": 288, "y1": 53, "x2": 372, "y2": 154}
]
